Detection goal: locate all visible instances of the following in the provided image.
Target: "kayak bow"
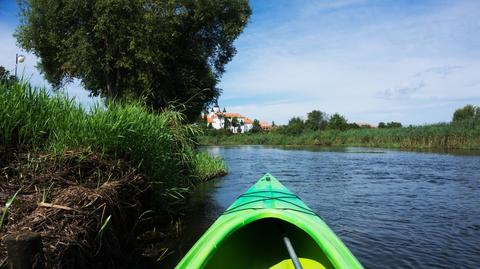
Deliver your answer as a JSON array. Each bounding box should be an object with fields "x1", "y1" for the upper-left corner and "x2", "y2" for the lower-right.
[{"x1": 176, "y1": 173, "x2": 363, "y2": 269}]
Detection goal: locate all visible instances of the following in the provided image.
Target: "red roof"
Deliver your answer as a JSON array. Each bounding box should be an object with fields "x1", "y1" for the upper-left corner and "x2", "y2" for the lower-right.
[
  {"x1": 243, "y1": 118, "x2": 253, "y2": 124},
  {"x1": 205, "y1": 111, "x2": 263, "y2": 127},
  {"x1": 223, "y1": 113, "x2": 244, "y2": 118}
]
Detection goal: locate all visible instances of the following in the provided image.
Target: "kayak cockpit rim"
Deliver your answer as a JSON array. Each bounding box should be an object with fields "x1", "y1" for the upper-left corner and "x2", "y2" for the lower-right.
[{"x1": 180, "y1": 211, "x2": 358, "y2": 269}]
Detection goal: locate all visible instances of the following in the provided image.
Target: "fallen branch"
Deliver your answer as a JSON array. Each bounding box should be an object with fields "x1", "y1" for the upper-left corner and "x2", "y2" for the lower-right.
[{"x1": 38, "y1": 202, "x2": 76, "y2": 211}]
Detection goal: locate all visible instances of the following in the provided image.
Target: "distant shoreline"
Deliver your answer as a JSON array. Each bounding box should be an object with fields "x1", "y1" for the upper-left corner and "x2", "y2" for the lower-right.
[{"x1": 199, "y1": 124, "x2": 480, "y2": 150}]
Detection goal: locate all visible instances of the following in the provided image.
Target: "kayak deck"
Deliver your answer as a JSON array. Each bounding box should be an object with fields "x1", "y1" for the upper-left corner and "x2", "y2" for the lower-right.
[{"x1": 176, "y1": 173, "x2": 363, "y2": 269}]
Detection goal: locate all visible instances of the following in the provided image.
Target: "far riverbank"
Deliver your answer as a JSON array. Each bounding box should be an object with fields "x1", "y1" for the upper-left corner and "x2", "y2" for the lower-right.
[{"x1": 199, "y1": 123, "x2": 480, "y2": 150}]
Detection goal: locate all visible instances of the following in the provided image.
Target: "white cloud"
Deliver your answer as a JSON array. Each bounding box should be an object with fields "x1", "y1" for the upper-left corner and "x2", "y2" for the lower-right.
[
  {"x1": 413, "y1": 65, "x2": 463, "y2": 78},
  {"x1": 218, "y1": 0, "x2": 480, "y2": 125},
  {"x1": 377, "y1": 81, "x2": 426, "y2": 100}
]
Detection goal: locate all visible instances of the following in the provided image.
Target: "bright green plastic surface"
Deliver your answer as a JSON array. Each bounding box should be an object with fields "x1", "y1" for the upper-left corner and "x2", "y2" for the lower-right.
[{"x1": 175, "y1": 173, "x2": 364, "y2": 269}]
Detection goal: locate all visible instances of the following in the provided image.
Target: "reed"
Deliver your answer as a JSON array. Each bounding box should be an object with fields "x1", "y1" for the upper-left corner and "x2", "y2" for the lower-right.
[
  {"x1": 0, "y1": 80, "x2": 225, "y2": 193},
  {"x1": 193, "y1": 152, "x2": 228, "y2": 181},
  {"x1": 199, "y1": 122, "x2": 480, "y2": 150}
]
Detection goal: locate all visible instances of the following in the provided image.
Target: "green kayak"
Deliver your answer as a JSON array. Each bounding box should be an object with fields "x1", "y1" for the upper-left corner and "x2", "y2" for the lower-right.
[{"x1": 176, "y1": 173, "x2": 363, "y2": 269}]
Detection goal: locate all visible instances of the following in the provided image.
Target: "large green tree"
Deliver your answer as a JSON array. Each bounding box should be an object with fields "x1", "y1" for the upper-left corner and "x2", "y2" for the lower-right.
[
  {"x1": 15, "y1": 0, "x2": 251, "y2": 120},
  {"x1": 305, "y1": 110, "x2": 327, "y2": 131},
  {"x1": 287, "y1": 117, "x2": 304, "y2": 135},
  {"x1": 250, "y1": 119, "x2": 262, "y2": 133},
  {"x1": 328, "y1": 113, "x2": 348, "y2": 131},
  {"x1": 386, "y1": 121, "x2": 402, "y2": 128},
  {"x1": 453, "y1": 105, "x2": 479, "y2": 122}
]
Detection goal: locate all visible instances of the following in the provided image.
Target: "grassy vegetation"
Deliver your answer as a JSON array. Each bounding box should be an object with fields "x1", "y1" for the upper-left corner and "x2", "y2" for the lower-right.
[
  {"x1": 0, "y1": 80, "x2": 226, "y2": 191},
  {"x1": 193, "y1": 152, "x2": 228, "y2": 181},
  {"x1": 199, "y1": 122, "x2": 480, "y2": 150},
  {"x1": 0, "y1": 79, "x2": 228, "y2": 267}
]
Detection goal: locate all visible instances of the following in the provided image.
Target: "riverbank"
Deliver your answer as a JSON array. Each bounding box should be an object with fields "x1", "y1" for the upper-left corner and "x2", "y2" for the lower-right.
[
  {"x1": 199, "y1": 123, "x2": 480, "y2": 150},
  {"x1": 0, "y1": 80, "x2": 226, "y2": 268}
]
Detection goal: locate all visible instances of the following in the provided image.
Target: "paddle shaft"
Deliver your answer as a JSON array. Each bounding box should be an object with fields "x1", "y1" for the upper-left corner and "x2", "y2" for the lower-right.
[{"x1": 282, "y1": 235, "x2": 303, "y2": 269}]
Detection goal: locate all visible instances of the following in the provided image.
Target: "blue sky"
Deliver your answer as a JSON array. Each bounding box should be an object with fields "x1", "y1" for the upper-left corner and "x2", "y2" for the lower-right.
[{"x1": 1, "y1": 0, "x2": 480, "y2": 125}]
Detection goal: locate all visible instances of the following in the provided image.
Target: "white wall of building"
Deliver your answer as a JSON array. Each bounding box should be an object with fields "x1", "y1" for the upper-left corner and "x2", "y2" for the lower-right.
[{"x1": 206, "y1": 107, "x2": 254, "y2": 134}]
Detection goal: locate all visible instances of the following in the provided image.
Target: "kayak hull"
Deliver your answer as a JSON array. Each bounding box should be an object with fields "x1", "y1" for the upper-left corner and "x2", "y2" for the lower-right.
[{"x1": 176, "y1": 173, "x2": 363, "y2": 269}]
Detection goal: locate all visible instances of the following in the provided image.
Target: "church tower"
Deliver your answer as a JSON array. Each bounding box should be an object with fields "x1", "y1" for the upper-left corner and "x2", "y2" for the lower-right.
[{"x1": 212, "y1": 100, "x2": 220, "y2": 113}]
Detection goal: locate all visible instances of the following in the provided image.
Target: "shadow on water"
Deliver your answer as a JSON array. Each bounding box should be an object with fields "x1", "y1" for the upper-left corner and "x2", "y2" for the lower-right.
[
  {"x1": 163, "y1": 146, "x2": 480, "y2": 269},
  {"x1": 155, "y1": 180, "x2": 222, "y2": 268}
]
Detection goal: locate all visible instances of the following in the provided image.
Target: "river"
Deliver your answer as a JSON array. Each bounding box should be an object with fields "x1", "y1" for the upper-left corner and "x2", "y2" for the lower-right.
[{"x1": 171, "y1": 146, "x2": 480, "y2": 269}]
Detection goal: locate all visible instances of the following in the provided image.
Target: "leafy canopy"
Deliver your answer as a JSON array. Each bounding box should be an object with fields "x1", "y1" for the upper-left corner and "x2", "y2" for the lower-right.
[
  {"x1": 287, "y1": 117, "x2": 305, "y2": 135},
  {"x1": 328, "y1": 113, "x2": 348, "y2": 131},
  {"x1": 250, "y1": 119, "x2": 262, "y2": 133},
  {"x1": 378, "y1": 121, "x2": 402, "y2": 128},
  {"x1": 305, "y1": 110, "x2": 327, "y2": 131},
  {"x1": 15, "y1": 0, "x2": 251, "y2": 121},
  {"x1": 453, "y1": 105, "x2": 479, "y2": 122}
]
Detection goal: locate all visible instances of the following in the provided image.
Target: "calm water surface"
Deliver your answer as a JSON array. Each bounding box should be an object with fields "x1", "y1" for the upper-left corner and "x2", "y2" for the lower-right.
[{"x1": 175, "y1": 146, "x2": 480, "y2": 269}]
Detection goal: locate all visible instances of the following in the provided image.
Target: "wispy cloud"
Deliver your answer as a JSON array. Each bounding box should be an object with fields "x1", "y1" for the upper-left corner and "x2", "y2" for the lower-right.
[
  {"x1": 300, "y1": 0, "x2": 367, "y2": 16},
  {"x1": 218, "y1": 0, "x2": 480, "y2": 125},
  {"x1": 377, "y1": 81, "x2": 426, "y2": 100},
  {"x1": 413, "y1": 65, "x2": 463, "y2": 78}
]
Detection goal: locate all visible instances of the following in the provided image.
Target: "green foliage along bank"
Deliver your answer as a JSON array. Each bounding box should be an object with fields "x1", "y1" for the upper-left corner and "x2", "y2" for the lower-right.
[
  {"x1": 200, "y1": 105, "x2": 480, "y2": 149},
  {"x1": 0, "y1": 80, "x2": 226, "y2": 190},
  {"x1": 193, "y1": 152, "x2": 228, "y2": 181},
  {"x1": 199, "y1": 124, "x2": 480, "y2": 150},
  {"x1": 0, "y1": 79, "x2": 227, "y2": 267},
  {"x1": 199, "y1": 106, "x2": 480, "y2": 150}
]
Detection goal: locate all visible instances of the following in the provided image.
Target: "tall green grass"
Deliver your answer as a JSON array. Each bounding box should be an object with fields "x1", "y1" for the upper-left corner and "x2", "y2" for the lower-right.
[
  {"x1": 199, "y1": 122, "x2": 480, "y2": 150},
  {"x1": 0, "y1": 80, "x2": 225, "y2": 189},
  {"x1": 193, "y1": 152, "x2": 227, "y2": 181}
]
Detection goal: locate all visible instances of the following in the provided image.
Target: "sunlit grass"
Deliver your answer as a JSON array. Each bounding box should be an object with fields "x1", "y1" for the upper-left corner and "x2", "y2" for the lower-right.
[
  {"x1": 193, "y1": 152, "x2": 227, "y2": 181},
  {"x1": 0, "y1": 80, "x2": 225, "y2": 193}
]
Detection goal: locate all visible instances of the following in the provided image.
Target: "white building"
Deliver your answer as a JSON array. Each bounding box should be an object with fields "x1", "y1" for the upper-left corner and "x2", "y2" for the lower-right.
[{"x1": 205, "y1": 103, "x2": 253, "y2": 133}]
